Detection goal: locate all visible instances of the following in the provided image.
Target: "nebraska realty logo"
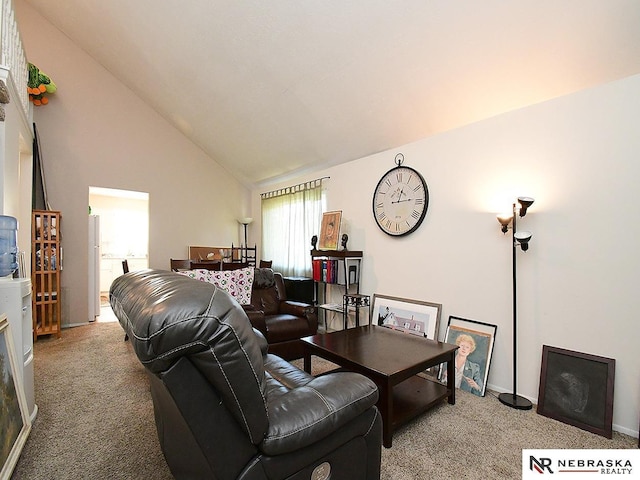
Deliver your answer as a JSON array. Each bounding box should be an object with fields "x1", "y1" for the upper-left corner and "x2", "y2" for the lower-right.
[{"x1": 522, "y1": 450, "x2": 640, "y2": 479}]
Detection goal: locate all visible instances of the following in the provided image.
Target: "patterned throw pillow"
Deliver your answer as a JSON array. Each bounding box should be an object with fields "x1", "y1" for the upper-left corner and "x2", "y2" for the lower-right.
[{"x1": 177, "y1": 267, "x2": 254, "y2": 304}]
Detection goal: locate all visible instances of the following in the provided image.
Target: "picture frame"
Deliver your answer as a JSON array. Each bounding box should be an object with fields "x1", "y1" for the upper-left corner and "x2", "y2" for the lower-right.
[
  {"x1": 0, "y1": 315, "x2": 31, "y2": 480},
  {"x1": 537, "y1": 345, "x2": 615, "y2": 439},
  {"x1": 318, "y1": 211, "x2": 342, "y2": 250},
  {"x1": 371, "y1": 294, "x2": 442, "y2": 340},
  {"x1": 438, "y1": 315, "x2": 497, "y2": 397}
]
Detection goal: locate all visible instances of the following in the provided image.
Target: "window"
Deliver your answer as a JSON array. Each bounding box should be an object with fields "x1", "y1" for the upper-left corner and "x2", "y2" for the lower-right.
[{"x1": 261, "y1": 179, "x2": 325, "y2": 276}]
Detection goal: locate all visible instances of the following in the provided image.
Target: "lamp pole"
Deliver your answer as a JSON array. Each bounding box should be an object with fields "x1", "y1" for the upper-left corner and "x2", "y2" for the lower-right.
[
  {"x1": 498, "y1": 199, "x2": 533, "y2": 410},
  {"x1": 238, "y1": 217, "x2": 253, "y2": 262}
]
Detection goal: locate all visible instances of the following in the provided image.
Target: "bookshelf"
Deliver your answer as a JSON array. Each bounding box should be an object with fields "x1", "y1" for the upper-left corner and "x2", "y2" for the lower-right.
[{"x1": 310, "y1": 249, "x2": 363, "y2": 330}]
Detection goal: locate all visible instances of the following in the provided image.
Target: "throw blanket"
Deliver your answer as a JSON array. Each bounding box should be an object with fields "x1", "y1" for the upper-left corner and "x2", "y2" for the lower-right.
[
  {"x1": 177, "y1": 267, "x2": 254, "y2": 304},
  {"x1": 253, "y1": 268, "x2": 275, "y2": 289}
]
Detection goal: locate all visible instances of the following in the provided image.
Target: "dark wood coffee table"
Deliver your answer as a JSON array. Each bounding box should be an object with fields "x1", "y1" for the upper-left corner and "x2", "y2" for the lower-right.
[{"x1": 301, "y1": 325, "x2": 458, "y2": 448}]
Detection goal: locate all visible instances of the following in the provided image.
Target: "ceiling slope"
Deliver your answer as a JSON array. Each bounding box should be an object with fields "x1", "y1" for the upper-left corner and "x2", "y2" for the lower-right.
[{"x1": 22, "y1": 0, "x2": 640, "y2": 186}]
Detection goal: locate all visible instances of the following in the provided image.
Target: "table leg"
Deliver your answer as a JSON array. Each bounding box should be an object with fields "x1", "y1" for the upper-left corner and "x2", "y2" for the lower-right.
[
  {"x1": 378, "y1": 379, "x2": 394, "y2": 448},
  {"x1": 303, "y1": 347, "x2": 312, "y2": 373},
  {"x1": 447, "y1": 351, "x2": 456, "y2": 405}
]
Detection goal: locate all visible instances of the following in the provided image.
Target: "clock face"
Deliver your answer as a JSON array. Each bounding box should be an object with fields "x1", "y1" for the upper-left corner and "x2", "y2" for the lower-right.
[{"x1": 372, "y1": 166, "x2": 429, "y2": 236}]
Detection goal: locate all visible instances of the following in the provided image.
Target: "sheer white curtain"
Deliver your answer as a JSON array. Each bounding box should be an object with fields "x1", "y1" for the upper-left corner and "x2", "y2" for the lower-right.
[{"x1": 261, "y1": 180, "x2": 324, "y2": 277}]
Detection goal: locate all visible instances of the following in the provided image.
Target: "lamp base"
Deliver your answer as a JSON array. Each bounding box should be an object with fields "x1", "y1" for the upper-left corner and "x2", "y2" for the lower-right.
[{"x1": 498, "y1": 392, "x2": 533, "y2": 410}]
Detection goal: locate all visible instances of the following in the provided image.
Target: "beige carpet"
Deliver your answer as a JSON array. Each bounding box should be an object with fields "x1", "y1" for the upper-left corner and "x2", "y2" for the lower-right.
[{"x1": 12, "y1": 322, "x2": 637, "y2": 480}]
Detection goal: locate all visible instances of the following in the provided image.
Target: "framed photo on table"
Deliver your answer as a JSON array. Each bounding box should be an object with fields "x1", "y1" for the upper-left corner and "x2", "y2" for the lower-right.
[
  {"x1": 0, "y1": 315, "x2": 31, "y2": 480},
  {"x1": 371, "y1": 294, "x2": 442, "y2": 340},
  {"x1": 318, "y1": 211, "x2": 342, "y2": 250},
  {"x1": 537, "y1": 345, "x2": 615, "y2": 438},
  {"x1": 438, "y1": 316, "x2": 497, "y2": 397}
]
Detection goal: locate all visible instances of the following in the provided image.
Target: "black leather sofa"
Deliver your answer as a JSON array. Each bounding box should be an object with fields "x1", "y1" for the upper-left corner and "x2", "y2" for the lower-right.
[{"x1": 110, "y1": 270, "x2": 382, "y2": 480}]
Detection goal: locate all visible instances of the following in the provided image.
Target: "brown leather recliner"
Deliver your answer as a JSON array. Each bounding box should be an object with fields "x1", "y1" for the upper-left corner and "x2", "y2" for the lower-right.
[
  {"x1": 109, "y1": 270, "x2": 382, "y2": 480},
  {"x1": 245, "y1": 269, "x2": 317, "y2": 360}
]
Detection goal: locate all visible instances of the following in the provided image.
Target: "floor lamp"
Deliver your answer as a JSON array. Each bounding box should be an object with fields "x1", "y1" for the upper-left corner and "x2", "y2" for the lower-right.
[
  {"x1": 496, "y1": 196, "x2": 534, "y2": 410},
  {"x1": 238, "y1": 217, "x2": 253, "y2": 262}
]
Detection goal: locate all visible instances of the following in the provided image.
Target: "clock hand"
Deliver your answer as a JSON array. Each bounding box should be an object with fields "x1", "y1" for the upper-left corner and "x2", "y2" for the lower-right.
[{"x1": 391, "y1": 187, "x2": 407, "y2": 204}]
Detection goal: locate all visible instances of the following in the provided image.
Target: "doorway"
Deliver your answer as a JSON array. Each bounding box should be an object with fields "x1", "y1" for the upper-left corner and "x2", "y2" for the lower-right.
[{"x1": 88, "y1": 187, "x2": 149, "y2": 322}]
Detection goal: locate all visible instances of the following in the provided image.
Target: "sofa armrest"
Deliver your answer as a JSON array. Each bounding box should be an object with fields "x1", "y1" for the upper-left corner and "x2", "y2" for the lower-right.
[
  {"x1": 280, "y1": 300, "x2": 315, "y2": 318},
  {"x1": 244, "y1": 308, "x2": 267, "y2": 336},
  {"x1": 261, "y1": 372, "x2": 379, "y2": 455},
  {"x1": 279, "y1": 301, "x2": 318, "y2": 334}
]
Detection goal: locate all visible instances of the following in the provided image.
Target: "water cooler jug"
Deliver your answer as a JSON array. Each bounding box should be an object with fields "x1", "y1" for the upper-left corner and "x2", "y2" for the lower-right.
[{"x1": 0, "y1": 215, "x2": 18, "y2": 278}]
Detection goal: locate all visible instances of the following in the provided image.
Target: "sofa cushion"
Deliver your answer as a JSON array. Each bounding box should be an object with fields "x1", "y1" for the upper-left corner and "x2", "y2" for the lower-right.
[
  {"x1": 178, "y1": 266, "x2": 254, "y2": 304},
  {"x1": 253, "y1": 267, "x2": 276, "y2": 289}
]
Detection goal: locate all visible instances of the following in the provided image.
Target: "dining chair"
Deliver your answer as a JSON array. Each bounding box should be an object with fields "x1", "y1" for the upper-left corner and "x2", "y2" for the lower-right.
[
  {"x1": 170, "y1": 259, "x2": 192, "y2": 271},
  {"x1": 190, "y1": 260, "x2": 223, "y2": 271}
]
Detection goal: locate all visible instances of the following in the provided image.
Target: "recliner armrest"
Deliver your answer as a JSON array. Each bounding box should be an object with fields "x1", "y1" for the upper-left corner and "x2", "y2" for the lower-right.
[
  {"x1": 261, "y1": 372, "x2": 378, "y2": 455},
  {"x1": 279, "y1": 300, "x2": 315, "y2": 318}
]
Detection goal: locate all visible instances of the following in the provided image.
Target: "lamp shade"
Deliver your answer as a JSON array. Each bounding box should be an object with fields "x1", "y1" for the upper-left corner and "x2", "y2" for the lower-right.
[
  {"x1": 238, "y1": 217, "x2": 253, "y2": 225},
  {"x1": 514, "y1": 230, "x2": 532, "y2": 250},
  {"x1": 517, "y1": 197, "x2": 534, "y2": 217},
  {"x1": 514, "y1": 231, "x2": 532, "y2": 243},
  {"x1": 497, "y1": 213, "x2": 513, "y2": 233}
]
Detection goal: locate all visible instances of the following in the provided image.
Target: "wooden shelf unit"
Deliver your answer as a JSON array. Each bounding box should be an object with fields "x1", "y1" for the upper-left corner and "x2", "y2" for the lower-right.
[{"x1": 32, "y1": 210, "x2": 61, "y2": 339}]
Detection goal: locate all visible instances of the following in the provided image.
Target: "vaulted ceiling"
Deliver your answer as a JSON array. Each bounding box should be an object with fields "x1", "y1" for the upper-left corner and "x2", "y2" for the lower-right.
[{"x1": 23, "y1": 0, "x2": 640, "y2": 187}]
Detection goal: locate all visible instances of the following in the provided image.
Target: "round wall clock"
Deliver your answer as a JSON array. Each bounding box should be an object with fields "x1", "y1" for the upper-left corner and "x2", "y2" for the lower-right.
[{"x1": 372, "y1": 153, "x2": 429, "y2": 236}]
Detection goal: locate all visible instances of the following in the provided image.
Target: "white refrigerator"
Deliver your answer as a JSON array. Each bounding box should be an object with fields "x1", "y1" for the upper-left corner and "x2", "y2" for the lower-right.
[{"x1": 88, "y1": 215, "x2": 100, "y2": 322}]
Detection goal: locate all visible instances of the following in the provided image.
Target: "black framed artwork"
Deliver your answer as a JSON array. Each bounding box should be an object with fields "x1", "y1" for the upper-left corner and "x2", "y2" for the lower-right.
[
  {"x1": 438, "y1": 316, "x2": 497, "y2": 397},
  {"x1": 537, "y1": 345, "x2": 615, "y2": 439}
]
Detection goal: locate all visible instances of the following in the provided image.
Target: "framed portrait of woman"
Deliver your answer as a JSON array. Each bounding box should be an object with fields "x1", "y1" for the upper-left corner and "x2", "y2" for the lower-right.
[
  {"x1": 438, "y1": 316, "x2": 497, "y2": 397},
  {"x1": 318, "y1": 211, "x2": 342, "y2": 250}
]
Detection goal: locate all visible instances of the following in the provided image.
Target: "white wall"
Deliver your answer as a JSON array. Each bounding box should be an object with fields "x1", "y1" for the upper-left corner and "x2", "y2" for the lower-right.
[
  {"x1": 254, "y1": 74, "x2": 640, "y2": 436},
  {"x1": 0, "y1": 65, "x2": 33, "y2": 258},
  {"x1": 15, "y1": 2, "x2": 252, "y2": 327}
]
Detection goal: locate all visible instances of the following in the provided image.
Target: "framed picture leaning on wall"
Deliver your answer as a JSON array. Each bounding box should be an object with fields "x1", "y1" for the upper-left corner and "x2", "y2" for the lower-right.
[
  {"x1": 371, "y1": 294, "x2": 442, "y2": 340},
  {"x1": 537, "y1": 345, "x2": 615, "y2": 438},
  {"x1": 438, "y1": 316, "x2": 497, "y2": 397},
  {"x1": 0, "y1": 315, "x2": 32, "y2": 480}
]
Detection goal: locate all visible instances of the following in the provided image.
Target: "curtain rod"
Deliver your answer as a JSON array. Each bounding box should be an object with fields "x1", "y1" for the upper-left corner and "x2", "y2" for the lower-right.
[{"x1": 260, "y1": 176, "x2": 329, "y2": 199}]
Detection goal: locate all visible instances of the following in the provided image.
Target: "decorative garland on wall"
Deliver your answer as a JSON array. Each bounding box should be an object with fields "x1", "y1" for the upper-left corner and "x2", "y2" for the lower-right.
[{"x1": 27, "y1": 63, "x2": 57, "y2": 106}]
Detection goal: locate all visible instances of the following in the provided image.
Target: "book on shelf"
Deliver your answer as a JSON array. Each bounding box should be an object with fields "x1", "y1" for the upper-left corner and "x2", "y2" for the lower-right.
[{"x1": 313, "y1": 259, "x2": 341, "y2": 283}]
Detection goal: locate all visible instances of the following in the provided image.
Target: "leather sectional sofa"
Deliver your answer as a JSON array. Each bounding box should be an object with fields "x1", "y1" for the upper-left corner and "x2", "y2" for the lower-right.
[{"x1": 110, "y1": 269, "x2": 382, "y2": 480}]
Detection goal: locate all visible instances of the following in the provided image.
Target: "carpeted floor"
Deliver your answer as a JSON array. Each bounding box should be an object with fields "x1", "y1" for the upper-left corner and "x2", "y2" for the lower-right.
[{"x1": 11, "y1": 322, "x2": 637, "y2": 479}]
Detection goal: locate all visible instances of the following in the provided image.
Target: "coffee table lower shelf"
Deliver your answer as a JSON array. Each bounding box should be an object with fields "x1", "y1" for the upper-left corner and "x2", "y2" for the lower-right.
[{"x1": 390, "y1": 375, "x2": 450, "y2": 434}]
